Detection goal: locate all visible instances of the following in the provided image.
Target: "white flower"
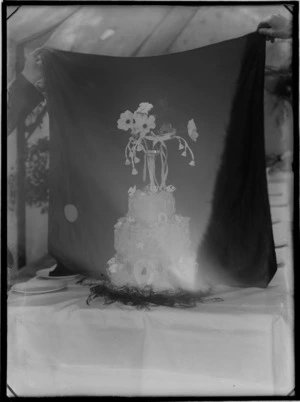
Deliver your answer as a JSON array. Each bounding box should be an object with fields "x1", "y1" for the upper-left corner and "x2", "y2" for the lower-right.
[
  {"x1": 134, "y1": 157, "x2": 140, "y2": 163},
  {"x1": 134, "y1": 113, "x2": 156, "y2": 136},
  {"x1": 132, "y1": 168, "x2": 138, "y2": 175},
  {"x1": 181, "y1": 151, "x2": 187, "y2": 157},
  {"x1": 108, "y1": 263, "x2": 118, "y2": 274},
  {"x1": 175, "y1": 215, "x2": 182, "y2": 222},
  {"x1": 117, "y1": 110, "x2": 134, "y2": 131},
  {"x1": 107, "y1": 257, "x2": 116, "y2": 265},
  {"x1": 114, "y1": 221, "x2": 123, "y2": 229},
  {"x1": 187, "y1": 119, "x2": 199, "y2": 141},
  {"x1": 125, "y1": 159, "x2": 130, "y2": 165},
  {"x1": 189, "y1": 160, "x2": 195, "y2": 166},
  {"x1": 136, "y1": 102, "x2": 153, "y2": 114},
  {"x1": 128, "y1": 185, "x2": 136, "y2": 197},
  {"x1": 166, "y1": 185, "x2": 176, "y2": 192},
  {"x1": 136, "y1": 143, "x2": 143, "y2": 152},
  {"x1": 179, "y1": 143, "x2": 184, "y2": 150}
]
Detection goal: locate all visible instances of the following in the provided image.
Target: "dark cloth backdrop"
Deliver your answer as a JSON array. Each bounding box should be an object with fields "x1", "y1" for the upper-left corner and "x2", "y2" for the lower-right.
[{"x1": 42, "y1": 32, "x2": 277, "y2": 287}]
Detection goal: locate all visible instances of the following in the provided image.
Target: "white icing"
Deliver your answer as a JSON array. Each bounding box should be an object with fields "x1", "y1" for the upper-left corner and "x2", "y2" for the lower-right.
[
  {"x1": 108, "y1": 189, "x2": 199, "y2": 291},
  {"x1": 128, "y1": 189, "x2": 175, "y2": 226}
]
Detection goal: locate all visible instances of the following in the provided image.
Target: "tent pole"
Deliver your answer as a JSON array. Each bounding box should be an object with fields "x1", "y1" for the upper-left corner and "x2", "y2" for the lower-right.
[{"x1": 15, "y1": 43, "x2": 26, "y2": 269}]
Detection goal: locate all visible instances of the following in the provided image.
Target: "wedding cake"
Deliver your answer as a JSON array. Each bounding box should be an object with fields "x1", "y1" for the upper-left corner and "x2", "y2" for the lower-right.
[
  {"x1": 108, "y1": 186, "x2": 201, "y2": 291},
  {"x1": 106, "y1": 102, "x2": 209, "y2": 292}
]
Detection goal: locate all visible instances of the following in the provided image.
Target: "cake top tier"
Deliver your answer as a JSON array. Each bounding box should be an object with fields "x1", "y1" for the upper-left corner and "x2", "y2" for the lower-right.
[{"x1": 128, "y1": 187, "x2": 175, "y2": 226}]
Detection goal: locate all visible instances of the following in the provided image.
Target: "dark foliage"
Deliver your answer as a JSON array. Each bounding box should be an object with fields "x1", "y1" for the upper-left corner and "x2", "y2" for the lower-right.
[
  {"x1": 8, "y1": 136, "x2": 49, "y2": 213},
  {"x1": 87, "y1": 280, "x2": 222, "y2": 310}
]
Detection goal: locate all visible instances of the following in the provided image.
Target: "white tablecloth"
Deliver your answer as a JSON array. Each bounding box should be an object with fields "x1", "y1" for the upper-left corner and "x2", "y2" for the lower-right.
[{"x1": 7, "y1": 267, "x2": 294, "y2": 397}]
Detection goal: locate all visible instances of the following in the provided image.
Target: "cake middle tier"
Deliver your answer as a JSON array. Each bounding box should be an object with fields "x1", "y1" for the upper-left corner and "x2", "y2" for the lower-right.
[
  {"x1": 114, "y1": 215, "x2": 191, "y2": 264},
  {"x1": 128, "y1": 189, "x2": 175, "y2": 225}
]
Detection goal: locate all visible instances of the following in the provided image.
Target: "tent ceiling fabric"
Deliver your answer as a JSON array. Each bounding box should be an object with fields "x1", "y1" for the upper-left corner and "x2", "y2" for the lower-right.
[
  {"x1": 132, "y1": 7, "x2": 198, "y2": 57},
  {"x1": 7, "y1": 6, "x2": 80, "y2": 43},
  {"x1": 7, "y1": 5, "x2": 292, "y2": 77},
  {"x1": 46, "y1": 5, "x2": 174, "y2": 55},
  {"x1": 8, "y1": 5, "x2": 291, "y2": 45}
]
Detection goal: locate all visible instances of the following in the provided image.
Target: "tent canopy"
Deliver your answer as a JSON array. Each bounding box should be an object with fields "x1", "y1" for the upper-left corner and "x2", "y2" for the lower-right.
[{"x1": 7, "y1": 5, "x2": 291, "y2": 61}]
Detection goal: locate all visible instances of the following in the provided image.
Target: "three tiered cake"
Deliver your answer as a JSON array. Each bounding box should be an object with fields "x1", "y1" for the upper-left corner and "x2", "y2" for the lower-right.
[{"x1": 107, "y1": 187, "x2": 200, "y2": 291}]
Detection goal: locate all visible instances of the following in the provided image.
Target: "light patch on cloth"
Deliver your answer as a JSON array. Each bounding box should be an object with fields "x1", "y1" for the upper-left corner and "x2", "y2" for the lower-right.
[{"x1": 64, "y1": 204, "x2": 78, "y2": 223}]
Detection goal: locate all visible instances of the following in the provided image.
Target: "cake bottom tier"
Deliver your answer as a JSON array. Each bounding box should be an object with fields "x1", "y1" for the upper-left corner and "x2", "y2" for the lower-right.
[
  {"x1": 108, "y1": 215, "x2": 211, "y2": 292},
  {"x1": 108, "y1": 253, "x2": 200, "y2": 292}
]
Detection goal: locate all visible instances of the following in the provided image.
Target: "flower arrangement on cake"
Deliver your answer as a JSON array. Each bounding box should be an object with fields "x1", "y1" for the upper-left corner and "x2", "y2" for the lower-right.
[
  {"x1": 87, "y1": 102, "x2": 219, "y2": 309},
  {"x1": 118, "y1": 102, "x2": 197, "y2": 191}
]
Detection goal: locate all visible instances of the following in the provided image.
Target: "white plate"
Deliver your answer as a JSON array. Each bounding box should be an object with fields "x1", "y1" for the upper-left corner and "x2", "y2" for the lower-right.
[
  {"x1": 36, "y1": 265, "x2": 79, "y2": 280},
  {"x1": 12, "y1": 280, "x2": 67, "y2": 295}
]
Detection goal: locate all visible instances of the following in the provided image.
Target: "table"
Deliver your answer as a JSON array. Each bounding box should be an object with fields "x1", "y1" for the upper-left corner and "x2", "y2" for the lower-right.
[
  {"x1": 7, "y1": 170, "x2": 294, "y2": 396},
  {"x1": 7, "y1": 267, "x2": 294, "y2": 396}
]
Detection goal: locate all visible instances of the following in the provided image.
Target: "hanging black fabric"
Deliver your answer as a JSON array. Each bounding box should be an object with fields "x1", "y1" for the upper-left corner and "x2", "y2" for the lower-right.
[{"x1": 42, "y1": 32, "x2": 277, "y2": 287}]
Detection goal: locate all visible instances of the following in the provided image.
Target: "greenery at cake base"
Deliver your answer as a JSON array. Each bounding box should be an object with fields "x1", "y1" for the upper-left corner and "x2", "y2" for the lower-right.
[{"x1": 86, "y1": 280, "x2": 222, "y2": 310}]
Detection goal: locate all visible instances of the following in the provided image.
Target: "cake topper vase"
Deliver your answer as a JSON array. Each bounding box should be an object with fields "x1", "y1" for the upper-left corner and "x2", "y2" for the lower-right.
[{"x1": 144, "y1": 149, "x2": 160, "y2": 192}]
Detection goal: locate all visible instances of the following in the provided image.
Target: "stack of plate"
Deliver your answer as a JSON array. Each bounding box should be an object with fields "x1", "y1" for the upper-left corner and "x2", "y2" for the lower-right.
[
  {"x1": 11, "y1": 264, "x2": 79, "y2": 295},
  {"x1": 12, "y1": 279, "x2": 67, "y2": 295},
  {"x1": 36, "y1": 264, "x2": 79, "y2": 280}
]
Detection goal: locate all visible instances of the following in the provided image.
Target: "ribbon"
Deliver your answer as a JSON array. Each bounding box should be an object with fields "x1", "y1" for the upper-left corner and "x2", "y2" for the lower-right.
[
  {"x1": 143, "y1": 153, "x2": 147, "y2": 182},
  {"x1": 146, "y1": 151, "x2": 159, "y2": 191},
  {"x1": 160, "y1": 142, "x2": 168, "y2": 190}
]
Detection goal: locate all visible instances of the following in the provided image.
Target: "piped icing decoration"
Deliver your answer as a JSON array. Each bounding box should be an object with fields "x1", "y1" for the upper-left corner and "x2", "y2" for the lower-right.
[
  {"x1": 128, "y1": 185, "x2": 137, "y2": 197},
  {"x1": 133, "y1": 259, "x2": 156, "y2": 286},
  {"x1": 166, "y1": 185, "x2": 176, "y2": 192},
  {"x1": 175, "y1": 215, "x2": 183, "y2": 223},
  {"x1": 107, "y1": 257, "x2": 118, "y2": 273},
  {"x1": 117, "y1": 102, "x2": 198, "y2": 190},
  {"x1": 158, "y1": 212, "x2": 168, "y2": 223},
  {"x1": 114, "y1": 220, "x2": 123, "y2": 229},
  {"x1": 108, "y1": 264, "x2": 118, "y2": 273},
  {"x1": 108, "y1": 257, "x2": 116, "y2": 265}
]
